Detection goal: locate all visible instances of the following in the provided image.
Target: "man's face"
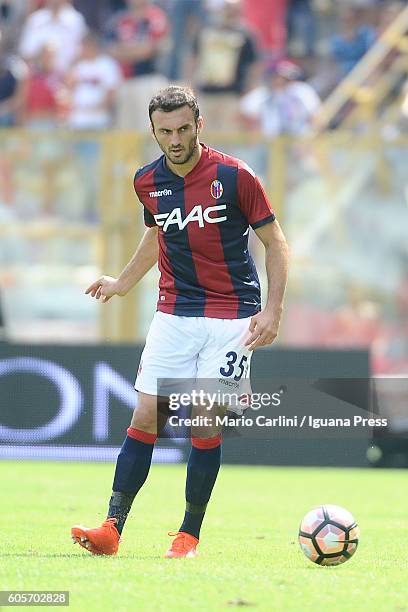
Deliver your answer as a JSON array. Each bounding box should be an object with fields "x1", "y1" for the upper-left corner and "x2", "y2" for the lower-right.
[
  {"x1": 47, "y1": 0, "x2": 67, "y2": 9},
  {"x1": 270, "y1": 74, "x2": 289, "y2": 90},
  {"x1": 151, "y1": 105, "x2": 203, "y2": 166},
  {"x1": 222, "y1": 0, "x2": 242, "y2": 25},
  {"x1": 81, "y1": 38, "x2": 98, "y2": 60}
]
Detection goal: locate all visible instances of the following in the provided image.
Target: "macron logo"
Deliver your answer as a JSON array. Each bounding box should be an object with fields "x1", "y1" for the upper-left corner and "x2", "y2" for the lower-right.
[
  {"x1": 149, "y1": 189, "x2": 173, "y2": 198},
  {"x1": 154, "y1": 204, "x2": 227, "y2": 232}
]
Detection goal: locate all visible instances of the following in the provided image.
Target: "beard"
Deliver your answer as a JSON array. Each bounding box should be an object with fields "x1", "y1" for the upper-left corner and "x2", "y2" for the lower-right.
[{"x1": 158, "y1": 133, "x2": 198, "y2": 166}]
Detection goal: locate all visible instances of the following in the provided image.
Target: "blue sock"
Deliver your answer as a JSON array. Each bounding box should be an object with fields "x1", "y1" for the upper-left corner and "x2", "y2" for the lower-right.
[
  {"x1": 108, "y1": 427, "x2": 156, "y2": 534},
  {"x1": 179, "y1": 437, "x2": 222, "y2": 539}
]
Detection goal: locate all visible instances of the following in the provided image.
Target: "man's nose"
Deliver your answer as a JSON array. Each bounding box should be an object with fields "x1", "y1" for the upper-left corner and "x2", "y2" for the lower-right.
[{"x1": 170, "y1": 132, "x2": 182, "y2": 147}]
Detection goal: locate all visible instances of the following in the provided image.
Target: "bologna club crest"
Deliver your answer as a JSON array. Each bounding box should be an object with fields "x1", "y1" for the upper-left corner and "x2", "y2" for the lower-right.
[{"x1": 210, "y1": 180, "x2": 223, "y2": 199}]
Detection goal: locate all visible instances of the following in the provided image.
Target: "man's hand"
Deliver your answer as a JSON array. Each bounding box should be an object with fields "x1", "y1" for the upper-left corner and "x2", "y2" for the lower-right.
[
  {"x1": 84, "y1": 228, "x2": 158, "y2": 304},
  {"x1": 85, "y1": 276, "x2": 126, "y2": 303},
  {"x1": 244, "y1": 308, "x2": 281, "y2": 351}
]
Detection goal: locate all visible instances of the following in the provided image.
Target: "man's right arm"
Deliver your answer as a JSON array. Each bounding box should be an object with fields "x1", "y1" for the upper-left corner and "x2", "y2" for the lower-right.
[{"x1": 85, "y1": 226, "x2": 158, "y2": 303}]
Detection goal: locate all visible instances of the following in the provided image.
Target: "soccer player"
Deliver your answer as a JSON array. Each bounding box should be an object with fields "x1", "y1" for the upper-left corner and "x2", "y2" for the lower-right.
[{"x1": 71, "y1": 86, "x2": 289, "y2": 558}]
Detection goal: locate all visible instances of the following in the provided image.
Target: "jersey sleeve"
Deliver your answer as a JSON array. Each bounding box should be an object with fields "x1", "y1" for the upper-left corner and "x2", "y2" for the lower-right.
[
  {"x1": 237, "y1": 165, "x2": 275, "y2": 229},
  {"x1": 133, "y1": 169, "x2": 157, "y2": 227}
]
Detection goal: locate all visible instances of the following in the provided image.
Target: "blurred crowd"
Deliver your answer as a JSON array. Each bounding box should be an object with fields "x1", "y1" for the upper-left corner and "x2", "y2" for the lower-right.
[{"x1": 0, "y1": 0, "x2": 406, "y2": 134}]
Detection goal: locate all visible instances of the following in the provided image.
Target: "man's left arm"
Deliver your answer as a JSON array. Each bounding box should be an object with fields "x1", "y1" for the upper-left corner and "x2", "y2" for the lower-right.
[{"x1": 245, "y1": 220, "x2": 289, "y2": 351}]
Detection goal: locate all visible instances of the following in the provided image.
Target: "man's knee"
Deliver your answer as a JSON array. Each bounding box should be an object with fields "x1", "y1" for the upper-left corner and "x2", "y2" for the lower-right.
[
  {"x1": 190, "y1": 403, "x2": 225, "y2": 439},
  {"x1": 130, "y1": 393, "x2": 170, "y2": 434}
]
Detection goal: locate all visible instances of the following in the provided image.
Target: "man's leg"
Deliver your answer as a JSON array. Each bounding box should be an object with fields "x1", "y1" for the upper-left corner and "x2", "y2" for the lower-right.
[
  {"x1": 179, "y1": 434, "x2": 222, "y2": 535},
  {"x1": 71, "y1": 393, "x2": 165, "y2": 555},
  {"x1": 165, "y1": 404, "x2": 224, "y2": 558},
  {"x1": 71, "y1": 311, "x2": 200, "y2": 555},
  {"x1": 107, "y1": 394, "x2": 172, "y2": 532},
  {"x1": 164, "y1": 316, "x2": 253, "y2": 558}
]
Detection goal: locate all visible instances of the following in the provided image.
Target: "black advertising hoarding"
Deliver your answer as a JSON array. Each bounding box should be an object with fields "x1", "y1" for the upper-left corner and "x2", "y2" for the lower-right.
[
  {"x1": 0, "y1": 342, "x2": 184, "y2": 463},
  {"x1": 0, "y1": 343, "x2": 374, "y2": 466}
]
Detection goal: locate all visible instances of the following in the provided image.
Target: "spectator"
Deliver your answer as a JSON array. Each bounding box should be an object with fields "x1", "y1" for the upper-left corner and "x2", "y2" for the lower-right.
[
  {"x1": 23, "y1": 43, "x2": 62, "y2": 128},
  {"x1": 286, "y1": 0, "x2": 316, "y2": 58},
  {"x1": 72, "y1": 0, "x2": 113, "y2": 33},
  {"x1": 0, "y1": 31, "x2": 27, "y2": 126},
  {"x1": 167, "y1": 0, "x2": 205, "y2": 81},
  {"x1": 19, "y1": 0, "x2": 87, "y2": 75},
  {"x1": 239, "y1": 59, "x2": 320, "y2": 137},
  {"x1": 191, "y1": 0, "x2": 260, "y2": 131},
  {"x1": 105, "y1": 0, "x2": 168, "y2": 131},
  {"x1": 242, "y1": 0, "x2": 287, "y2": 56},
  {"x1": 65, "y1": 31, "x2": 122, "y2": 130},
  {"x1": 330, "y1": 7, "x2": 376, "y2": 79},
  {"x1": 0, "y1": 0, "x2": 27, "y2": 52}
]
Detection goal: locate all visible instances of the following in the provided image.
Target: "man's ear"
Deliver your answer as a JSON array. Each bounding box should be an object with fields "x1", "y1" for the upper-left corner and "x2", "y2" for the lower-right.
[
  {"x1": 149, "y1": 122, "x2": 155, "y2": 139},
  {"x1": 196, "y1": 115, "x2": 204, "y2": 135}
]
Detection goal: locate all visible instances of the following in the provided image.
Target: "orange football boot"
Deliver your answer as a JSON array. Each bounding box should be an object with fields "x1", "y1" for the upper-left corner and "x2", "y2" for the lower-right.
[
  {"x1": 71, "y1": 517, "x2": 120, "y2": 555},
  {"x1": 164, "y1": 531, "x2": 199, "y2": 558}
]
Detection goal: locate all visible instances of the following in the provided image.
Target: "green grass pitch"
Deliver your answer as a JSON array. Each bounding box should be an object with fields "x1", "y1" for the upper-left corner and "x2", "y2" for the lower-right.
[{"x1": 0, "y1": 460, "x2": 407, "y2": 611}]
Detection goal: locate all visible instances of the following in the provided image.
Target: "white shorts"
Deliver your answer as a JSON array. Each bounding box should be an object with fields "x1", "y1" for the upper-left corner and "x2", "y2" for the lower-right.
[{"x1": 135, "y1": 311, "x2": 253, "y2": 405}]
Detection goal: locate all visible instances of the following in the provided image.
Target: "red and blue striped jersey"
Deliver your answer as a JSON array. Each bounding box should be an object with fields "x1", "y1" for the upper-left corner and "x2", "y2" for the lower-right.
[{"x1": 133, "y1": 143, "x2": 275, "y2": 319}]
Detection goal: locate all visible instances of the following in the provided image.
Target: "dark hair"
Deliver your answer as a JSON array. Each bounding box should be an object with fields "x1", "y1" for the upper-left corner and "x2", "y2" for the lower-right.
[{"x1": 148, "y1": 86, "x2": 200, "y2": 125}]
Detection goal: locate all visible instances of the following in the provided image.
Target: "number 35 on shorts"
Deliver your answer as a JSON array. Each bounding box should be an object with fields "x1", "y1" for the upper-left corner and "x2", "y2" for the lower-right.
[{"x1": 220, "y1": 351, "x2": 249, "y2": 381}]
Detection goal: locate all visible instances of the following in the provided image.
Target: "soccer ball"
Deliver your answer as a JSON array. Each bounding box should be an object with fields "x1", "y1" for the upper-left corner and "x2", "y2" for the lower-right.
[{"x1": 298, "y1": 504, "x2": 360, "y2": 566}]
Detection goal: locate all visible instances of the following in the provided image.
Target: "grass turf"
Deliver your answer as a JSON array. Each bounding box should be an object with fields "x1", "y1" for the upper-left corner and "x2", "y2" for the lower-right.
[{"x1": 0, "y1": 461, "x2": 406, "y2": 611}]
